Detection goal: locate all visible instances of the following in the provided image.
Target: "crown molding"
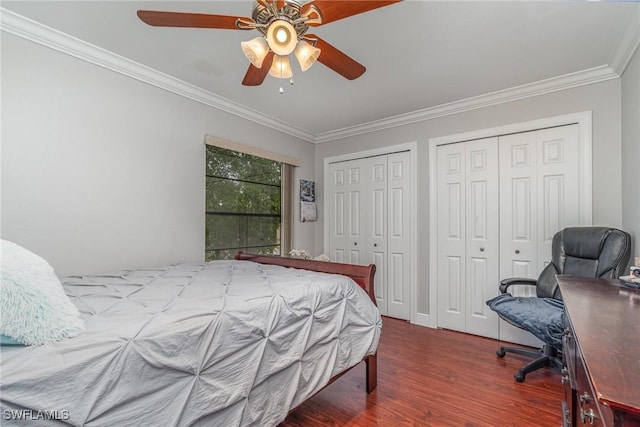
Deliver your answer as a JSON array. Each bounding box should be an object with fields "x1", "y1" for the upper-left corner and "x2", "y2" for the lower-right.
[
  {"x1": 314, "y1": 65, "x2": 618, "y2": 143},
  {"x1": 315, "y1": 5, "x2": 639, "y2": 144},
  {"x1": 0, "y1": 8, "x2": 316, "y2": 143},
  {"x1": 2, "y1": 8, "x2": 636, "y2": 145},
  {"x1": 609, "y1": 3, "x2": 640, "y2": 76}
]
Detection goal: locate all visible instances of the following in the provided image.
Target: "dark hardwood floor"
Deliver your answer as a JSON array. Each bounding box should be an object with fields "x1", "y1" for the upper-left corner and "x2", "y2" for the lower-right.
[{"x1": 280, "y1": 317, "x2": 563, "y2": 427}]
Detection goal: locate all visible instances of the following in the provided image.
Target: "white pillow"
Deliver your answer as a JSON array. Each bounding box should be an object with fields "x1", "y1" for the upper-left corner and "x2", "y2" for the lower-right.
[{"x1": 0, "y1": 240, "x2": 84, "y2": 345}]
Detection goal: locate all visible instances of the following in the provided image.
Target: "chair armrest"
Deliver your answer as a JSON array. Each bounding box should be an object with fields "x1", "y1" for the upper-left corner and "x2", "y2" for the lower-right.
[{"x1": 499, "y1": 277, "x2": 538, "y2": 294}]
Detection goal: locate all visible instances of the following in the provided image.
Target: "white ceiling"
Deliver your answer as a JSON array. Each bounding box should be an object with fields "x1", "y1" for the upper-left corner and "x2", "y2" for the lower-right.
[{"x1": 3, "y1": 1, "x2": 639, "y2": 141}]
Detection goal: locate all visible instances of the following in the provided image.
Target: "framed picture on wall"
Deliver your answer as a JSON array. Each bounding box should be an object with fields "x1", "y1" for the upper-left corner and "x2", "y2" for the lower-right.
[
  {"x1": 300, "y1": 180, "x2": 316, "y2": 222},
  {"x1": 300, "y1": 180, "x2": 315, "y2": 202}
]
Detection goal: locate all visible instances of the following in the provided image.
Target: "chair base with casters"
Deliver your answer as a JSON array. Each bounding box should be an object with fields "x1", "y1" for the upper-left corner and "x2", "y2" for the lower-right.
[
  {"x1": 486, "y1": 227, "x2": 632, "y2": 383},
  {"x1": 487, "y1": 292, "x2": 565, "y2": 382},
  {"x1": 496, "y1": 343, "x2": 563, "y2": 382}
]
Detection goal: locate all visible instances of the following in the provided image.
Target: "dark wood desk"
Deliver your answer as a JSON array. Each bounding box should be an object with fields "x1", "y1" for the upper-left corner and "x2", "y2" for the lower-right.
[{"x1": 559, "y1": 275, "x2": 640, "y2": 427}]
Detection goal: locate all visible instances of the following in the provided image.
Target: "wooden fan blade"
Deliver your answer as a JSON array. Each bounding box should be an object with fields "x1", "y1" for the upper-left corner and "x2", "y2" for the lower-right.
[
  {"x1": 137, "y1": 10, "x2": 253, "y2": 30},
  {"x1": 307, "y1": 35, "x2": 366, "y2": 80},
  {"x1": 257, "y1": 0, "x2": 285, "y2": 9},
  {"x1": 242, "y1": 52, "x2": 275, "y2": 86},
  {"x1": 302, "y1": 1, "x2": 402, "y2": 26}
]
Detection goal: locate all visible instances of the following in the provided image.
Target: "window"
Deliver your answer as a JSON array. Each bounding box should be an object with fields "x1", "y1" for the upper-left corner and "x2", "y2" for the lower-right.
[{"x1": 205, "y1": 140, "x2": 293, "y2": 261}]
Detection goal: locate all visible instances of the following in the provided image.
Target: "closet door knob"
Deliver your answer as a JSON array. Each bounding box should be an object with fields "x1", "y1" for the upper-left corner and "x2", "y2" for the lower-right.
[
  {"x1": 515, "y1": 249, "x2": 520, "y2": 254},
  {"x1": 480, "y1": 247, "x2": 485, "y2": 252},
  {"x1": 374, "y1": 243, "x2": 378, "y2": 247},
  {"x1": 354, "y1": 242, "x2": 358, "y2": 246}
]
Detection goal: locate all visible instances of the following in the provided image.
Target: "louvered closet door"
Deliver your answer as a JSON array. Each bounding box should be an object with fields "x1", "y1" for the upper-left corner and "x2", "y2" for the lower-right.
[
  {"x1": 329, "y1": 159, "x2": 365, "y2": 264},
  {"x1": 436, "y1": 138, "x2": 499, "y2": 337},
  {"x1": 498, "y1": 124, "x2": 580, "y2": 346}
]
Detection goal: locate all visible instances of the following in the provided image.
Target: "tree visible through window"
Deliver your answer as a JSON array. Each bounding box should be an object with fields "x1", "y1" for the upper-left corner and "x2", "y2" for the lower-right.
[{"x1": 205, "y1": 145, "x2": 282, "y2": 261}]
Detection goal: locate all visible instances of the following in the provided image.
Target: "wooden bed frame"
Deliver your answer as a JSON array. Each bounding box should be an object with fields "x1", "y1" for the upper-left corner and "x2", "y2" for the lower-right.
[{"x1": 235, "y1": 252, "x2": 378, "y2": 394}]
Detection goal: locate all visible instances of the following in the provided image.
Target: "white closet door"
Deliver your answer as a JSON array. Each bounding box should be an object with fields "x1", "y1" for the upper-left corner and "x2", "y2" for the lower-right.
[
  {"x1": 499, "y1": 131, "x2": 539, "y2": 284},
  {"x1": 499, "y1": 125, "x2": 580, "y2": 282},
  {"x1": 535, "y1": 125, "x2": 581, "y2": 272},
  {"x1": 365, "y1": 156, "x2": 388, "y2": 315},
  {"x1": 498, "y1": 130, "x2": 541, "y2": 346},
  {"x1": 329, "y1": 151, "x2": 413, "y2": 321},
  {"x1": 437, "y1": 143, "x2": 467, "y2": 332},
  {"x1": 465, "y1": 138, "x2": 499, "y2": 339},
  {"x1": 386, "y1": 151, "x2": 412, "y2": 320},
  {"x1": 498, "y1": 124, "x2": 581, "y2": 346},
  {"x1": 436, "y1": 138, "x2": 499, "y2": 337},
  {"x1": 329, "y1": 159, "x2": 365, "y2": 264}
]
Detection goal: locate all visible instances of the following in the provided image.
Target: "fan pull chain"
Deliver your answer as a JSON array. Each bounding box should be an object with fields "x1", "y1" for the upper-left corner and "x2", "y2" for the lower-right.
[
  {"x1": 277, "y1": 61, "x2": 295, "y2": 94},
  {"x1": 279, "y1": 59, "x2": 285, "y2": 94}
]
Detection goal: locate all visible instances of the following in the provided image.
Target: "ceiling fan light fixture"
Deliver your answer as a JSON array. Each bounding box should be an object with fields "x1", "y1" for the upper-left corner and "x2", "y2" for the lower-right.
[
  {"x1": 139, "y1": 1, "x2": 402, "y2": 88},
  {"x1": 269, "y1": 55, "x2": 293, "y2": 79},
  {"x1": 266, "y1": 20, "x2": 297, "y2": 56},
  {"x1": 241, "y1": 37, "x2": 269, "y2": 68},
  {"x1": 294, "y1": 40, "x2": 321, "y2": 72}
]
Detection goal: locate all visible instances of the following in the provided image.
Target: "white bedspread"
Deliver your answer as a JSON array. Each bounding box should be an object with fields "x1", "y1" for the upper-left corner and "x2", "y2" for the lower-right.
[{"x1": 0, "y1": 260, "x2": 381, "y2": 426}]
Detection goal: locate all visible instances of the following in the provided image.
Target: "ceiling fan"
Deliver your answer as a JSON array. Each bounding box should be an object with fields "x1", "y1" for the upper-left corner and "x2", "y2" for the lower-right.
[{"x1": 137, "y1": 0, "x2": 401, "y2": 87}]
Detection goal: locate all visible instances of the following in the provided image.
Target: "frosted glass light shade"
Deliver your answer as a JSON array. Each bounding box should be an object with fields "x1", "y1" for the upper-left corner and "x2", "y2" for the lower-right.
[
  {"x1": 266, "y1": 20, "x2": 297, "y2": 56},
  {"x1": 294, "y1": 40, "x2": 321, "y2": 72},
  {"x1": 269, "y1": 55, "x2": 293, "y2": 79},
  {"x1": 241, "y1": 37, "x2": 269, "y2": 68}
]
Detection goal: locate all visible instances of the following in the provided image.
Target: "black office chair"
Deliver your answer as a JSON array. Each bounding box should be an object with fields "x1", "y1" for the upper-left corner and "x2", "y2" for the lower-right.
[{"x1": 487, "y1": 226, "x2": 631, "y2": 382}]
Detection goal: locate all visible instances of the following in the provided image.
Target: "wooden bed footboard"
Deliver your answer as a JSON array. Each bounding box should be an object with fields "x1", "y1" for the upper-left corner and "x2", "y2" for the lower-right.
[
  {"x1": 234, "y1": 251, "x2": 378, "y2": 394},
  {"x1": 234, "y1": 252, "x2": 377, "y2": 305}
]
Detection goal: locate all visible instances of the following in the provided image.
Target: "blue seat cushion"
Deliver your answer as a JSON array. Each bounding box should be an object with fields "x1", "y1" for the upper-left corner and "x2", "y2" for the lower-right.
[{"x1": 486, "y1": 294, "x2": 565, "y2": 350}]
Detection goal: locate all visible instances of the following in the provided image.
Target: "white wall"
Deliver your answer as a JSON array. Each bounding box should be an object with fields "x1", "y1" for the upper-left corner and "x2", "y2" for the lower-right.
[
  {"x1": 1, "y1": 34, "x2": 316, "y2": 276},
  {"x1": 315, "y1": 79, "x2": 623, "y2": 315},
  {"x1": 2, "y1": 27, "x2": 633, "y2": 287},
  {"x1": 622, "y1": 43, "x2": 640, "y2": 261}
]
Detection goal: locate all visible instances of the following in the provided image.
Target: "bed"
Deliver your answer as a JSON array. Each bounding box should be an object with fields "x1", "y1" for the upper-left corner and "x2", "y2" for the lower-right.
[{"x1": 0, "y1": 252, "x2": 381, "y2": 426}]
